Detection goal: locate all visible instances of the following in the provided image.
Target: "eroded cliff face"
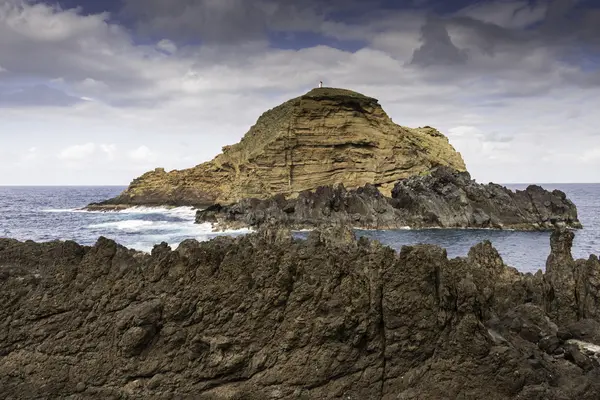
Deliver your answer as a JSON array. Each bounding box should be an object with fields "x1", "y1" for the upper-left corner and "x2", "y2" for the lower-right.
[
  {"x1": 91, "y1": 88, "x2": 466, "y2": 209},
  {"x1": 1, "y1": 229, "x2": 600, "y2": 399}
]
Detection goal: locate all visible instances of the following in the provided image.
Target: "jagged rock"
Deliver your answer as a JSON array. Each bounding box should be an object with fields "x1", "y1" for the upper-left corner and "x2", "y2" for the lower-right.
[
  {"x1": 87, "y1": 88, "x2": 466, "y2": 210},
  {"x1": 196, "y1": 166, "x2": 582, "y2": 231},
  {"x1": 545, "y1": 230, "x2": 600, "y2": 325},
  {"x1": 389, "y1": 167, "x2": 581, "y2": 230},
  {"x1": 1, "y1": 229, "x2": 600, "y2": 399}
]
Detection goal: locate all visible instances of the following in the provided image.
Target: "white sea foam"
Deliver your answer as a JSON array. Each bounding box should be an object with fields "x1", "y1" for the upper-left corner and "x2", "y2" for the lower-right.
[
  {"x1": 88, "y1": 220, "x2": 157, "y2": 231},
  {"x1": 44, "y1": 206, "x2": 252, "y2": 252},
  {"x1": 291, "y1": 229, "x2": 313, "y2": 233},
  {"x1": 87, "y1": 218, "x2": 252, "y2": 235},
  {"x1": 194, "y1": 222, "x2": 253, "y2": 235},
  {"x1": 109, "y1": 223, "x2": 253, "y2": 253},
  {"x1": 117, "y1": 206, "x2": 197, "y2": 219},
  {"x1": 43, "y1": 206, "x2": 198, "y2": 219}
]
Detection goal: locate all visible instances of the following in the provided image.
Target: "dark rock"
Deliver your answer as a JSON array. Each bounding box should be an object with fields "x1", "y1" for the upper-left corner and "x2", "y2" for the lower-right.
[
  {"x1": 558, "y1": 320, "x2": 600, "y2": 344},
  {"x1": 499, "y1": 303, "x2": 558, "y2": 344},
  {"x1": 564, "y1": 341, "x2": 600, "y2": 372},
  {"x1": 389, "y1": 167, "x2": 580, "y2": 230},
  {"x1": 546, "y1": 231, "x2": 600, "y2": 325},
  {"x1": 539, "y1": 336, "x2": 561, "y2": 354},
  {"x1": 196, "y1": 166, "x2": 581, "y2": 232},
  {"x1": 1, "y1": 229, "x2": 599, "y2": 399}
]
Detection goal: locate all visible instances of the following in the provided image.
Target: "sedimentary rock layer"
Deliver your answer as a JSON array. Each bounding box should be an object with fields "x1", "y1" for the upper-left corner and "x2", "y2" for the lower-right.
[
  {"x1": 89, "y1": 88, "x2": 466, "y2": 209},
  {"x1": 1, "y1": 228, "x2": 600, "y2": 399},
  {"x1": 196, "y1": 166, "x2": 582, "y2": 231}
]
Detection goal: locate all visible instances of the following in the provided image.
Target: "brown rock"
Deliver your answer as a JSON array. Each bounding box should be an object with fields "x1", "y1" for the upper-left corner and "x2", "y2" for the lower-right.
[
  {"x1": 88, "y1": 88, "x2": 466, "y2": 209},
  {"x1": 1, "y1": 229, "x2": 600, "y2": 399}
]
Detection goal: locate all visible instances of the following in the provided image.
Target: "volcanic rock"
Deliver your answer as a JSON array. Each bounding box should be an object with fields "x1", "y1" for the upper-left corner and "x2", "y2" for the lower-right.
[
  {"x1": 196, "y1": 166, "x2": 582, "y2": 231},
  {"x1": 88, "y1": 88, "x2": 466, "y2": 209},
  {"x1": 1, "y1": 229, "x2": 600, "y2": 399}
]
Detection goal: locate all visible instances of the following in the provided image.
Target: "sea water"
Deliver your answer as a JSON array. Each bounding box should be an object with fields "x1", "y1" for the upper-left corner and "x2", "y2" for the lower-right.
[{"x1": 0, "y1": 184, "x2": 598, "y2": 273}]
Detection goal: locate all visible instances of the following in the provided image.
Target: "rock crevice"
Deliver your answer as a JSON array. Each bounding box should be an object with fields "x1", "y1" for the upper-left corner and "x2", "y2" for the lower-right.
[{"x1": 2, "y1": 228, "x2": 600, "y2": 398}]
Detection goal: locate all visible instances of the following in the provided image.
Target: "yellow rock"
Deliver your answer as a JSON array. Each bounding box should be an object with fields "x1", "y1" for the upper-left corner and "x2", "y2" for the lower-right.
[{"x1": 94, "y1": 88, "x2": 466, "y2": 208}]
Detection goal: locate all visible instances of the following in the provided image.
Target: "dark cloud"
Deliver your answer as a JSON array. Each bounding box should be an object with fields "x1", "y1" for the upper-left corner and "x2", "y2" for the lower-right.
[
  {"x1": 450, "y1": 0, "x2": 600, "y2": 52},
  {"x1": 0, "y1": 85, "x2": 83, "y2": 107},
  {"x1": 410, "y1": 16, "x2": 468, "y2": 66},
  {"x1": 540, "y1": 0, "x2": 579, "y2": 37},
  {"x1": 402, "y1": 0, "x2": 600, "y2": 89},
  {"x1": 120, "y1": 0, "x2": 268, "y2": 44},
  {"x1": 119, "y1": 0, "x2": 384, "y2": 44},
  {"x1": 447, "y1": 16, "x2": 527, "y2": 57}
]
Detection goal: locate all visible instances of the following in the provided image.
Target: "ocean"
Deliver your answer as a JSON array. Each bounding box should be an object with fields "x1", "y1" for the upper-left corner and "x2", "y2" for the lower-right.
[{"x1": 0, "y1": 184, "x2": 598, "y2": 274}]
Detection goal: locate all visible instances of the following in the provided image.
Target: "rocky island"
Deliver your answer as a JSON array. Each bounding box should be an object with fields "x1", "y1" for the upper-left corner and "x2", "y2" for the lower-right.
[
  {"x1": 88, "y1": 87, "x2": 581, "y2": 232},
  {"x1": 88, "y1": 87, "x2": 467, "y2": 209},
  {"x1": 2, "y1": 227, "x2": 600, "y2": 399}
]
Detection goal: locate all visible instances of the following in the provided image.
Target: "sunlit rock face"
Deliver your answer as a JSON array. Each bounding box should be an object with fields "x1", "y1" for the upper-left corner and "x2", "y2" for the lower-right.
[{"x1": 89, "y1": 87, "x2": 466, "y2": 209}]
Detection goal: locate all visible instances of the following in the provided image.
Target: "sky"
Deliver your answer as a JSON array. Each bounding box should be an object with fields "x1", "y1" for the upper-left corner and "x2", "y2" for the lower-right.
[{"x1": 0, "y1": 0, "x2": 599, "y2": 185}]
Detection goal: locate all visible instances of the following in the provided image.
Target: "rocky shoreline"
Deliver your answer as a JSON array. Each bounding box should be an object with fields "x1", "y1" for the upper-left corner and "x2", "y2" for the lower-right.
[
  {"x1": 196, "y1": 167, "x2": 582, "y2": 232},
  {"x1": 1, "y1": 226, "x2": 600, "y2": 399}
]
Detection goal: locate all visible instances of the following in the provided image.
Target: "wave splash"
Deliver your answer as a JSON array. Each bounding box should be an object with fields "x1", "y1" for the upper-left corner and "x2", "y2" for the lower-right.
[
  {"x1": 41, "y1": 205, "x2": 250, "y2": 253},
  {"x1": 43, "y1": 206, "x2": 198, "y2": 219}
]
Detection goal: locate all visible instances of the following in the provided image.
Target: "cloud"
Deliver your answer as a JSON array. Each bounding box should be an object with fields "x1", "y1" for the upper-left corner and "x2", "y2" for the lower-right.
[
  {"x1": 0, "y1": 84, "x2": 83, "y2": 107},
  {"x1": 455, "y1": 0, "x2": 548, "y2": 29},
  {"x1": 55, "y1": 142, "x2": 121, "y2": 165},
  {"x1": 129, "y1": 145, "x2": 156, "y2": 163},
  {"x1": 446, "y1": 0, "x2": 600, "y2": 73},
  {"x1": 0, "y1": 0, "x2": 181, "y2": 106},
  {"x1": 0, "y1": 0, "x2": 599, "y2": 185},
  {"x1": 448, "y1": 126, "x2": 480, "y2": 137},
  {"x1": 581, "y1": 147, "x2": 600, "y2": 163},
  {"x1": 57, "y1": 142, "x2": 119, "y2": 162},
  {"x1": 410, "y1": 17, "x2": 468, "y2": 66},
  {"x1": 58, "y1": 143, "x2": 97, "y2": 161},
  {"x1": 120, "y1": 0, "x2": 269, "y2": 44},
  {"x1": 22, "y1": 146, "x2": 37, "y2": 162},
  {"x1": 120, "y1": 0, "x2": 348, "y2": 43},
  {"x1": 100, "y1": 144, "x2": 117, "y2": 160},
  {"x1": 156, "y1": 39, "x2": 177, "y2": 54}
]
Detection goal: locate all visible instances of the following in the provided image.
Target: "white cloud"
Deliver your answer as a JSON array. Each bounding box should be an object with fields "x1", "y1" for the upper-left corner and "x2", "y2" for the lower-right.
[
  {"x1": 581, "y1": 147, "x2": 600, "y2": 164},
  {"x1": 156, "y1": 39, "x2": 177, "y2": 54},
  {"x1": 100, "y1": 144, "x2": 117, "y2": 160},
  {"x1": 448, "y1": 126, "x2": 481, "y2": 137},
  {"x1": 58, "y1": 143, "x2": 96, "y2": 161},
  {"x1": 129, "y1": 145, "x2": 156, "y2": 163},
  {"x1": 454, "y1": 1, "x2": 548, "y2": 29},
  {"x1": 22, "y1": 146, "x2": 38, "y2": 162}
]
